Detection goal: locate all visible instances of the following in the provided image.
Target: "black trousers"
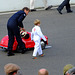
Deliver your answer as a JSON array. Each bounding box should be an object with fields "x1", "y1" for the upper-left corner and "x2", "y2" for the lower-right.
[
  {"x1": 7, "y1": 24, "x2": 25, "y2": 51},
  {"x1": 58, "y1": 0, "x2": 71, "y2": 12}
]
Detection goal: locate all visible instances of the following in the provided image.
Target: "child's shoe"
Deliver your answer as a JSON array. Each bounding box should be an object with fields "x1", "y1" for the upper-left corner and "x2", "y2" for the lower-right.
[
  {"x1": 32, "y1": 57, "x2": 37, "y2": 59},
  {"x1": 39, "y1": 53, "x2": 45, "y2": 57}
]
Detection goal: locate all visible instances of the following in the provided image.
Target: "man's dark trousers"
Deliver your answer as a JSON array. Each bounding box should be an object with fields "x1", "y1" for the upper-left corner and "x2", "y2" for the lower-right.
[
  {"x1": 7, "y1": 10, "x2": 26, "y2": 53},
  {"x1": 7, "y1": 23, "x2": 25, "y2": 51},
  {"x1": 58, "y1": 0, "x2": 71, "y2": 12}
]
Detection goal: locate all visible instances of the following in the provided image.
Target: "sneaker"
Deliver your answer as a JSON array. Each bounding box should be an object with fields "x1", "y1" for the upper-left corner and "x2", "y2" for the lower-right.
[
  {"x1": 32, "y1": 57, "x2": 37, "y2": 59},
  {"x1": 39, "y1": 53, "x2": 45, "y2": 57},
  {"x1": 21, "y1": 49, "x2": 27, "y2": 54}
]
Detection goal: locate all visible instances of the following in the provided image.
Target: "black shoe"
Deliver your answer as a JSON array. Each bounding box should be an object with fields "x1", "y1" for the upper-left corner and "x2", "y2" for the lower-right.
[
  {"x1": 57, "y1": 8, "x2": 62, "y2": 14},
  {"x1": 21, "y1": 49, "x2": 27, "y2": 54},
  {"x1": 7, "y1": 52, "x2": 15, "y2": 56},
  {"x1": 31, "y1": 9, "x2": 36, "y2": 12},
  {"x1": 67, "y1": 10, "x2": 73, "y2": 13},
  {"x1": 45, "y1": 5, "x2": 53, "y2": 10}
]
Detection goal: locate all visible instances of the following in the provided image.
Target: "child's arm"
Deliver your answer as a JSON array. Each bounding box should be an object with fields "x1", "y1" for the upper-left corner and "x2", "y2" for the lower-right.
[
  {"x1": 37, "y1": 27, "x2": 46, "y2": 41},
  {"x1": 31, "y1": 32, "x2": 33, "y2": 41}
]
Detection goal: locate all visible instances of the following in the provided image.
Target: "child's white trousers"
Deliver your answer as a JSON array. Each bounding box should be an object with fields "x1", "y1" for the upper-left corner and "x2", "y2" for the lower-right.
[{"x1": 33, "y1": 40, "x2": 42, "y2": 57}]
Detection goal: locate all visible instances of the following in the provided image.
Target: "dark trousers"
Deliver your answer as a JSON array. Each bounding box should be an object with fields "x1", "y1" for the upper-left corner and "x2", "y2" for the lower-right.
[
  {"x1": 7, "y1": 24, "x2": 25, "y2": 51},
  {"x1": 58, "y1": 0, "x2": 71, "y2": 12}
]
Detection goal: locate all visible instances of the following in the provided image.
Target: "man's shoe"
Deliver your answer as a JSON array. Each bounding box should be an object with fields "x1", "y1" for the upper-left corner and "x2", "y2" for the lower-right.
[
  {"x1": 45, "y1": 5, "x2": 53, "y2": 10},
  {"x1": 7, "y1": 52, "x2": 15, "y2": 56},
  {"x1": 32, "y1": 57, "x2": 37, "y2": 59},
  {"x1": 57, "y1": 8, "x2": 62, "y2": 14},
  {"x1": 67, "y1": 10, "x2": 73, "y2": 13},
  {"x1": 21, "y1": 49, "x2": 27, "y2": 54},
  {"x1": 31, "y1": 9, "x2": 36, "y2": 12}
]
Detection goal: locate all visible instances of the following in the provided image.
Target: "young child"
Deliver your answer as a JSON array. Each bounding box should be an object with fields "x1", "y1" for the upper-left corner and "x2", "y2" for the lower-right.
[{"x1": 31, "y1": 19, "x2": 47, "y2": 59}]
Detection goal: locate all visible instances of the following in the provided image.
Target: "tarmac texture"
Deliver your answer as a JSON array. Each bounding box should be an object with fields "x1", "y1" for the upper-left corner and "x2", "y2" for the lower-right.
[{"x1": 0, "y1": 7, "x2": 75, "y2": 75}]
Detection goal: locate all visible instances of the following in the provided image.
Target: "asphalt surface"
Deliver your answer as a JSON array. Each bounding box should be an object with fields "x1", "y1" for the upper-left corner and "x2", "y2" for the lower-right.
[{"x1": 0, "y1": 7, "x2": 75, "y2": 75}]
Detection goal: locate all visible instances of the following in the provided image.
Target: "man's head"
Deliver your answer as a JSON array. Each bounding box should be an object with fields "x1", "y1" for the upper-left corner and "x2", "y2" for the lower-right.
[
  {"x1": 38, "y1": 68, "x2": 49, "y2": 75},
  {"x1": 4, "y1": 63, "x2": 20, "y2": 75},
  {"x1": 34, "y1": 19, "x2": 40, "y2": 26},
  {"x1": 22, "y1": 7, "x2": 30, "y2": 15}
]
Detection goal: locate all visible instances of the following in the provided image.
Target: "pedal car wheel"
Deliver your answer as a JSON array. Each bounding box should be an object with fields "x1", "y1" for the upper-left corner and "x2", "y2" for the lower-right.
[{"x1": 41, "y1": 41, "x2": 46, "y2": 50}]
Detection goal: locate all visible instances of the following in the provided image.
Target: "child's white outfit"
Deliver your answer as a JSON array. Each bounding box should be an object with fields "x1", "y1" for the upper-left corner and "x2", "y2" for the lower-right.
[{"x1": 31, "y1": 26, "x2": 46, "y2": 57}]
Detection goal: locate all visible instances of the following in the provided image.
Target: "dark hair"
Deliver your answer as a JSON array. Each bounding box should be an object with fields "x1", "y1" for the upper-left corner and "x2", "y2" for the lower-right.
[{"x1": 22, "y1": 7, "x2": 30, "y2": 11}]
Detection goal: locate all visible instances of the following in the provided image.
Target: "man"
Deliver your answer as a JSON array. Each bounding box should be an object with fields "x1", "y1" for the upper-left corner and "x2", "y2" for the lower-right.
[
  {"x1": 7, "y1": 7, "x2": 30, "y2": 56},
  {"x1": 38, "y1": 68, "x2": 49, "y2": 75},
  {"x1": 57, "y1": 0, "x2": 73, "y2": 14},
  {"x1": 30, "y1": 0, "x2": 52, "y2": 11},
  {"x1": 63, "y1": 64, "x2": 75, "y2": 75},
  {"x1": 4, "y1": 63, "x2": 22, "y2": 75}
]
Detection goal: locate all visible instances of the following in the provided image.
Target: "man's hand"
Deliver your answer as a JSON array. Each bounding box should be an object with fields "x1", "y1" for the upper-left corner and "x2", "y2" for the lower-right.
[{"x1": 20, "y1": 28, "x2": 26, "y2": 32}]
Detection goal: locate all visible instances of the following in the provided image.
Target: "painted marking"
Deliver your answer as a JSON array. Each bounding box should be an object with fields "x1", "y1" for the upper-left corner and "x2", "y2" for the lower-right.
[{"x1": 0, "y1": 11, "x2": 16, "y2": 15}]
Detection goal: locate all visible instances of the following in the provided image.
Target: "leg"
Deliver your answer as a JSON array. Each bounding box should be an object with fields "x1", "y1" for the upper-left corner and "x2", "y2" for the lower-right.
[
  {"x1": 57, "y1": 0, "x2": 68, "y2": 14},
  {"x1": 43, "y1": 0, "x2": 52, "y2": 10},
  {"x1": 66, "y1": 0, "x2": 72, "y2": 12},
  {"x1": 30, "y1": 0, "x2": 36, "y2": 11},
  {"x1": 7, "y1": 26, "x2": 15, "y2": 56},
  {"x1": 8, "y1": 29, "x2": 14, "y2": 51},
  {"x1": 58, "y1": 0, "x2": 68, "y2": 10},
  {"x1": 43, "y1": 0, "x2": 47, "y2": 9},
  {"x1": 13, "y1": 27, "x2": 27, "y2": 54},
  {"x1": 33, "y1": 41, "x2": 40, "y2": 57},
  {"x1": 37, "y1": 41, "x2": 43, "y2": 55},
  {"x1": 30, "y1": 0, "x2": 34, "y2": 9}
]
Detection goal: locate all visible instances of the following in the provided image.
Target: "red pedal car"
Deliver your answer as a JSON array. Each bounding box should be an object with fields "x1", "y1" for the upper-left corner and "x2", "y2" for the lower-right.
[{"x1": 0, "y1": 31, "x2": 48, "y2": 51}]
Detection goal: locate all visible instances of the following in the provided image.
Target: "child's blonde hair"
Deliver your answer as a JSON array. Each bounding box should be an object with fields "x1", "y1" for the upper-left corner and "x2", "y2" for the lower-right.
[{"x1": 34, "y1": 19, "x2": 40, "y2": 25}]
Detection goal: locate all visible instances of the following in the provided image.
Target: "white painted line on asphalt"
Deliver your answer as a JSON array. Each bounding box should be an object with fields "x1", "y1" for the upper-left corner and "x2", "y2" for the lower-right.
[{"x1": 0, "y1": 11, "x2": 16, "y2": 15}]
